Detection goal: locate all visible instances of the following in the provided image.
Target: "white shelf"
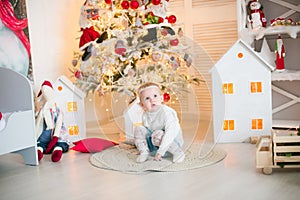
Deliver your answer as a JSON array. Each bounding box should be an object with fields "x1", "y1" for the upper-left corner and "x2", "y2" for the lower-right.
[
  {"x1": 273, "y1": 120, "x2": 300, "y2": 129},
  {"x1": 251, "y1": 26, "x2": 300, "y2": 40},
  {"x1": 272, "y1": 69, "x2": 300, "y2": 81},
  {"x1": 238, "y1": 0, "x2": 300, "y2": 131}
]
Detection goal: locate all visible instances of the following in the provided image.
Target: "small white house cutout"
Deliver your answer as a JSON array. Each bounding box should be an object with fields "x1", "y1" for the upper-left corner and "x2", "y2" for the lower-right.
[
  {"x1": 123, "y1": 99, "x2": 144, "y2": 144},
  {"x1": 211, "y1": 39, "x2": 275, "y2": 143},
  {"x1": 54, "y1": 76, "x2": 86, "y2": 142}
]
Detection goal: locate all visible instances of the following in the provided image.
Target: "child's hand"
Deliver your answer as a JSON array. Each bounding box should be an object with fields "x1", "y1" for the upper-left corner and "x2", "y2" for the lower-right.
[{"x1": 154, "y1": 153, "x2": 162, "y2": 161}]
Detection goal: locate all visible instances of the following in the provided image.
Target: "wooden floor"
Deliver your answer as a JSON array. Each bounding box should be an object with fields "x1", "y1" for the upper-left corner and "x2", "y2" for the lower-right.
[{"x1": 1, "y1": 120, "x2": 300, "y2": 200}]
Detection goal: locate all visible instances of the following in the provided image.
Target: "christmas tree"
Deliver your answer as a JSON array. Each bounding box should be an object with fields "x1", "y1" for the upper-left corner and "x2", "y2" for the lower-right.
[{"x1": 71, "y1": 0, "x2": 201, "y2": 100}]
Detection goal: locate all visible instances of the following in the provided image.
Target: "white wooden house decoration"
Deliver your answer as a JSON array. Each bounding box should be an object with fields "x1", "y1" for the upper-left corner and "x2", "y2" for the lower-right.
[
  {"x1": 123, "y1": 99, "x2": 144, "y2": 144},
  {"x1": 54, "y1": 76, "x2": 86, "y2": 142},
  {"x1": 211, "y1": 39, "x2": 275, "y2": 143},
  {"x1": 238, "y1": 0, "x2": 300, "y2": 129}
]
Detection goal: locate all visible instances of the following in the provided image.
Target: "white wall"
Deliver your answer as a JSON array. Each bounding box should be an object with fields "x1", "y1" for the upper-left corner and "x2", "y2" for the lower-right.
[{"x1": 26, "y1": 0, "x2": 83, "y2": 92}]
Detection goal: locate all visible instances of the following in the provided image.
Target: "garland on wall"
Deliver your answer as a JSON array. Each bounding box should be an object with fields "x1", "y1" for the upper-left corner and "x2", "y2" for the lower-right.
[{"x1": 9, "y1": 0, "x2": 33, "y2": 81}]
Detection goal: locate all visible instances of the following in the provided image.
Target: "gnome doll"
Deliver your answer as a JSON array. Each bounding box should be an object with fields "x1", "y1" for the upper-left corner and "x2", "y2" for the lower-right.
[
  {"x1": 35, "y1": 81, "x2": 69, "y2": 162},
  {"x1": 247, "y1": 0, "x2": 267, "y2": 30},
  {"x1": 275, "y1": 35, "x2": 285, "y2": 71},
  {"x1": 78, "y1": 0, "x2": 100, "y2": 61}
]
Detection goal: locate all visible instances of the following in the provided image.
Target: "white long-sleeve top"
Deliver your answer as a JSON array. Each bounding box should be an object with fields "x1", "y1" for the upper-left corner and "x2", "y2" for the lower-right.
[{"x1": 142, "y1": 105, "x2": 184, "y2": 156}]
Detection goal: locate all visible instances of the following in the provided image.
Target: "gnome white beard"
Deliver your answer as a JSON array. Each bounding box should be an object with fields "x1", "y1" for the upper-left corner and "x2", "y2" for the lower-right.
[
  {"x1": 277, "y1": 39, "x2": 283, "y2": 58},
  {"x1": 41, "y1": 85, "x2": 56, "y2": 130}
]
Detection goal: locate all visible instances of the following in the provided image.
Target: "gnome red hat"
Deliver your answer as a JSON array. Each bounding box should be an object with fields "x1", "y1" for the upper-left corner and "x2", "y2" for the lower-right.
[
  {"x1": 270, "y1": 19, "x2": 276, "y2": 26},
  {"x1": 37, "y1": 80, "x2": 53, "y2": 97}
]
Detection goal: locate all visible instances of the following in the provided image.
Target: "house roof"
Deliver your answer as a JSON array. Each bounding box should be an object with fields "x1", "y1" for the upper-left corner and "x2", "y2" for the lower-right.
[
  {"x1": 55, "y1": 76, "x2": 86, "y2": 99},
  {"x1": 211, "y1": 39, "x2": 275, "y2": 72}
]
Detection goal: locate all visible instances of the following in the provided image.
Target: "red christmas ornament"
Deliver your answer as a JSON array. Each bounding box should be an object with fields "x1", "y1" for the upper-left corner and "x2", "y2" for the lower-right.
[
  {"x1": 105, "y1": 0, "x2": 112, "y2": 4},
  {"x1": 163, "y1": 93, "x2": 170, "y2": 102},
  {"x1": 121, "y1": 0, "x2": 130, "y2": 9},
  {"x1": 74, "y1": 70, "x2": 82, "y2": 79},
  {"x1": 115, "y1": 40, "x2": 127, "y2": 56},
  {"x1": 167, "y1": 15, "x2": 177, "y2": 24},
  {"x1": 152, "y1": 0, "x2": 161, "y2": 5},
  {"x1": 170, "y1": 38, "x2": 179, "y2": 46},
  {"x1": 158, "y1": 17, "x2": 164, "y2": 23},
  {"x1": 130, "y1": 0, "x2": 139, "y2": 9}
]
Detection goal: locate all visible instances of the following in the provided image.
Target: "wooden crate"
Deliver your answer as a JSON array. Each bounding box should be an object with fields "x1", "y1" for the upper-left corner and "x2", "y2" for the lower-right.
[{"x1": 272, "y1": 130, "x2": 300, "y2": 168}]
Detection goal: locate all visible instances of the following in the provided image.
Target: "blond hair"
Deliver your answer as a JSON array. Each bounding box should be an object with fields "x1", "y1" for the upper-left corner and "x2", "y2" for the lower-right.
[{"x1": 137, "y1": 82, "x2": 161, "y2": 97}]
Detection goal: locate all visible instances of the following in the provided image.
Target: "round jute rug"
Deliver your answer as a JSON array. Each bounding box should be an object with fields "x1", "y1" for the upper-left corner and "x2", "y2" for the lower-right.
[{"x1": 89, "y1": 143, "x2": 226, "y2": 174}]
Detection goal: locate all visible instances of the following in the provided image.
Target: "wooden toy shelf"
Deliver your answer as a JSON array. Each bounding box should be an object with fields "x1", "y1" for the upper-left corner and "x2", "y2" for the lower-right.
[
  {"x1": 272, "y1": 70, "x2": 300, "y2": 81},
  {"x1": 250, "y1": 25, "x2": 300, "y2": 40},
  {"x1": 238, "y1": 0, "x2": 300, "y2": 131},
  {"x1": 256, "y1": 130, "x2": 300, "y2": 174}
]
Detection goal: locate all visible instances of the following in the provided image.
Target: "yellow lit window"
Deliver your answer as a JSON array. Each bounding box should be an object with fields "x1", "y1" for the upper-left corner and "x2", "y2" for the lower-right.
[
  {"x1": 67, "y1": 102, "x2": 78, "y2": 112},
  {"x1": 251, "y1": 119, "x2": 263, "y2": 130},
  {"x1": 250, "y1": 82, "x2": 262, "y2": 93},
  {"x1": 222, "y1": 83, "x2": 234, "y2": 94},
  {"x1": 223, "y1": 120, "x2": 235, "y2": 131},
  {"x1": 68, "y1": 125, "x2": 79, "y2": 135}
]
